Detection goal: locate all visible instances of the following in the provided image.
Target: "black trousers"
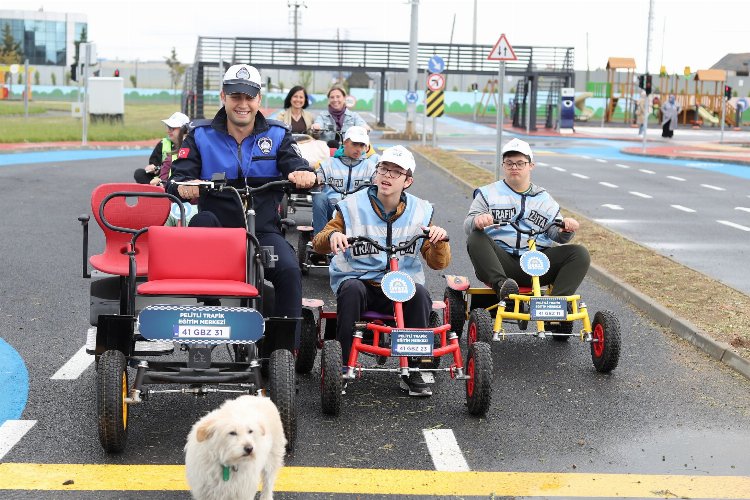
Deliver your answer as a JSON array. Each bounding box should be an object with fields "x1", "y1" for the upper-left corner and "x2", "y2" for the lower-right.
[
  {"x1": 466, "y1": 230, "x2": 590, "y2": 297},
  {"x1": 336, "y1": 279, "x2": 431, "y2": 364},
  {"x1": 662, "y1": 120, "x2": 674, "y2": 138},
  {"x1": 133, "y1": 168, "x2": 156, "y2": 184}
]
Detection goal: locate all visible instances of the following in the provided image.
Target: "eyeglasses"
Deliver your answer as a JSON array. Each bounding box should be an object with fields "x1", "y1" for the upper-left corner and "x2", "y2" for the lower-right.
[
  {"x1": 376, "y1": 166, "x2": 409, "y2": 179},
  {"x1": 503, "y1": 160, "x2": 530, "y2": 170}
]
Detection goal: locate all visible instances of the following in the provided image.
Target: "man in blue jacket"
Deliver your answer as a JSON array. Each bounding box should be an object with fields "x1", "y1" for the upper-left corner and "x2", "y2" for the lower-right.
[{"x1": 168, "y1": 63, "x2": 315, "y2": 325}]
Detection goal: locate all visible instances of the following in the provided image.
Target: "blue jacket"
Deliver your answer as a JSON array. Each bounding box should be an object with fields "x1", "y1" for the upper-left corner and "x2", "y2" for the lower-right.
[{"x1": 169, "y1": 108, "x2": 310, "y2": 232}]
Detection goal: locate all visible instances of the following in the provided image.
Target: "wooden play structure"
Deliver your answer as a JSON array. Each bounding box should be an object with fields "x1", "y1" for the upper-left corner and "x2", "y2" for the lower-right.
[
  {"x1": 604, "y1": 57, "x2": 637, "y2": 124},
  {"x1": 477, "y1": 79, "x2": 500, "y2": 117},
  {"x1": 656, "y1": 69, "x2": 737, "y2": 127}
]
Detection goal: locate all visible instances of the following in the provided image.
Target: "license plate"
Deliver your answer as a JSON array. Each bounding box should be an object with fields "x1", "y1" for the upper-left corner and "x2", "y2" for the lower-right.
[
  {"x1": 391, "y1": 329, "x2": 434, "y2": 356},
  {"x1": 530, "y1": 297, "x2": 568, "y2": 321},
  {"x1": 174, "y1": 326, "x2": 231, "y2": 339}
]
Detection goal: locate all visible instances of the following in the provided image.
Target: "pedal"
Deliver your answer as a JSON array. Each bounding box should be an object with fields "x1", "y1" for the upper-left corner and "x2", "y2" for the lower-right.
[{"x1": 261, "y1": 246, "x2": 279, "y2": 268}]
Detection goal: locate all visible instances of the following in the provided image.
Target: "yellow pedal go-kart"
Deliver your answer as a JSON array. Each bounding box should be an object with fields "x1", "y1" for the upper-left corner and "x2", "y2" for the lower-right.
[{"x1": 443, "y1": 217, "x2": 621, "y2": 373}]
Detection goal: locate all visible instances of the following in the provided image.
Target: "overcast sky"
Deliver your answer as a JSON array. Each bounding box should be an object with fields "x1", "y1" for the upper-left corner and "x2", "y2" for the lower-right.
[{"x1": 6, "y1": 0, "x2": 748, "y2": 73}]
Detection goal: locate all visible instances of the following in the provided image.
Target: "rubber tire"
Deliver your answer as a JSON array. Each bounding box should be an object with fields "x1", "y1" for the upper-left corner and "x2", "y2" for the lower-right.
[
  {"x1": 548, "y1": 320, "x2": 574, "y2": 342},
  {"x1": 320, "y1": 340, "x2": 343, "y2": 416},
  {"x1": 297, "y1": 232, "x2": 309, "y2": 276},
  {"x1": 295, "y1": 308, "x2": 318, "y2": 374},
  {"x1": 421, "y1": 310, "x2": 443, "y2": 370},
  {"x1": 96, "y1": 350, "x2": 128, "y2": 453},
  {"x1": 467, "y1": 308, "x2": 494, "y2": 348},
  {"x1": 443, "y1": 287, "x2": 466, "y2": 337},
  {"x1": 269, "y1": 349, "x2": 297, "y2": 451},
  {"x1": 466, "y1": 342, "x2": 492, "y2": 416},
  {"x1": 591, "y1": 310, "x2": 621, "y2": 373}
]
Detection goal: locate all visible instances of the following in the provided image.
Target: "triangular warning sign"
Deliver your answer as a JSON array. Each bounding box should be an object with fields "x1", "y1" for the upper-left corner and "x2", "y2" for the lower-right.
[{"x1": 487, "y1": 34, "x2": 517, "y2": 61}]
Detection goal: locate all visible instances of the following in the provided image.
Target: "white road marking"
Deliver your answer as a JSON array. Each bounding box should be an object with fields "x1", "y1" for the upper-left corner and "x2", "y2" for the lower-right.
[
  {"x1": 423, "y1": 429, "x2": 470, "y2": 472},
  {"x1": 599, "y1": 182, "x2": 618, "y2": 188},
  {"x1": 671, "y1": 205, "x2": 696, "y2": 213},
  {"x1": 629, "y1": 191, "x2": 653, "y2": 199},
  {"x1": 551, "y1": 166, "x2": 566, "y2": 172},
  {"x1": 571, "y1": 173, "x2": 589, "y2": 179},
  {"x1": 734, "y1": 207, "x2": 750, "y2": 213},
  {"x1": 601, "y1": 204, "x2": 623, "y2": 210},
  {"x1": 0, "y1": 420, "x2": 36, "y2": 460},
  {"x1": 717, "y1": 220, "x2": 750, "y2": 232},
  {"x1": 536, "y1": 162, "x2": 549, "y2": 167},
  {"x1": 51, "y1": 346, "x2": 94, "y2": 380},
  {"x1": 667, "y1": 175, "x2": 686, "y2": 181},
  {"x1": 701, "y1": 184, "x2": 726, "y2": 191},
  {"x1": 639, "y1": 169, "x2": 655, "y2": 174},
  {"x1": 615, "y1": 163, "x2": 631, "y2": 169},
  {"x1": 580, "y1": 155, "x2": 591, "y2": 159},
  {"x1": 595, "y1": 159, "x2": 607, "y2": 163}
]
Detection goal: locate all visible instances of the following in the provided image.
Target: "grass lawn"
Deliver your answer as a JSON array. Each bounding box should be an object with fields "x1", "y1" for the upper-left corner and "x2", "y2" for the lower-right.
[{"x1": 0, "y1": 101, "x2": 221, "y2": 143}]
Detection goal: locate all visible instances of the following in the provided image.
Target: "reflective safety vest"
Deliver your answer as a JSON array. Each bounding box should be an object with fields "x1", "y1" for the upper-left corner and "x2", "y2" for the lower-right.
[
  {"x1": 477, "y1": 181, "x2": 560, "y2": 255},
  {"x1": 318, "y1": 156, "x2": 377, "y2": 203},
  {"x1": 160, "y1": 137, "x2": 175, "y2": 162},
  {"x1": 329, "y1": 190, "x2": 433, "y2": 293}
]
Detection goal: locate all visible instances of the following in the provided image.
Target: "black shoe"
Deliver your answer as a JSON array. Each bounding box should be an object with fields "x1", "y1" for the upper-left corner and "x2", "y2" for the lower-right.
[
  {"x1": 199, "y1": 298, "x2": 221, "y2": 306},
  {"x1": 495, "y1": 278, "x2": 519, "y2": 301},
  {"x1": 399, "y1": 372, "x2": 432, "y2": 397}
]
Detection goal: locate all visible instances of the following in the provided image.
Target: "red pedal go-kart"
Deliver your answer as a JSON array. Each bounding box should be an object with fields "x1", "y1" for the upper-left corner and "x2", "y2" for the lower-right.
[
  {"x1": 443, "y1": 217, "x2": 621, "y2": 373},
  {"x1": 78, "y1": 176, "x2": 299, "y2": 453},
  {"x1": 300, "y1": 231, "x2": 493, "y2": 416}
]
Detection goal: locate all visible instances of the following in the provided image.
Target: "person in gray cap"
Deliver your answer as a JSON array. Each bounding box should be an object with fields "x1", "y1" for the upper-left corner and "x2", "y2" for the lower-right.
[
  {"x1": 464, "y1": 138, "x2": 589, "y2": 309},
  {"x1": 168, "y1": 63, "x2": 316, "y2": 326}
]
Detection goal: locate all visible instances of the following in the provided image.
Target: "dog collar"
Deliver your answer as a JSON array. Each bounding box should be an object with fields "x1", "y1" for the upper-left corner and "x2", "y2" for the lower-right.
[{"x1": 221, "y1": 465, "x2": 238, "y2": 481}]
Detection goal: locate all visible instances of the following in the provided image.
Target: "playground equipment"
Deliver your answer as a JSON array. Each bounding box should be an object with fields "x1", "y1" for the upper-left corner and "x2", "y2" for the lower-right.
[
  {"x1": 655, "y1": 69, "x2": 735, "y2": 127},
  {"x1": 603, "y1": 57, "x2": 637, "y2": 124},
  {"x1": 574, "y1": 92, "x2": 595, "y2": 121}
]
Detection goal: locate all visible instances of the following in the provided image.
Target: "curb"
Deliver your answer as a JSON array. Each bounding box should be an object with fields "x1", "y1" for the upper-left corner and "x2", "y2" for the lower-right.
[
  {"x1": 411, "y1": 147, "x2": 750, "y2": 381},
  {"x1": 620, "y1": 148, "x2": 750, "y2": 166}
]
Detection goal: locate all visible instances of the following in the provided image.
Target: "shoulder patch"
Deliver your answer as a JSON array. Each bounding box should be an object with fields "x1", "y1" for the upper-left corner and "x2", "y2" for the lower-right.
[
  {"x1": 266, "y1": 119, "x2": 291, "y2": 131},
  {"x1": 189, "y1": 118, "x2": 212, "y2": 130}
]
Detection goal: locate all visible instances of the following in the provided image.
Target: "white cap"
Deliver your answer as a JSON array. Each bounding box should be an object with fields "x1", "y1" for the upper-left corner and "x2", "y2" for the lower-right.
[
  {"x1": 501, "y1": 138, "x2": 534, "y2": 162},
  {"x1": 161, "y1": 112, "x2": 190, "y2": 128},
  {"x1": 343, "y1": 126, "x2": 369, "y2": 146},
  {"x1": 222, "y1": 64, "x2": 262, "y2": 97},
  {"x1": 379, "y1": 145, "x2": 416, "y2": 175}
]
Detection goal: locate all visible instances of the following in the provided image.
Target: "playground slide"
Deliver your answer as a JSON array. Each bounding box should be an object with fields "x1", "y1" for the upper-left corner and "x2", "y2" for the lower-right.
[
  {"x1": 574, "y1": 92, "x2": 594, "y2": 121},
  {"x1": 697, "y1": 106, "x2": 719, "y2": 125}
]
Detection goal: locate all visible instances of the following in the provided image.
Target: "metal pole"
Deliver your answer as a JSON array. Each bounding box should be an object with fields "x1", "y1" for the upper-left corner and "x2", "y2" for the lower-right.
[
  {"x1": 431, "y1": 116, "x2": 437, "y2": 147},
  {"x1": 422, "y1": 70, "x2": 427, "y2": 146},
  {"x1": 405, "y1": 0, "x2": 419, "y2": 135},
  {"x1": 82, "y1": 43, "x2": 89, "y2": 146},
  {"x1": 23, "y1": 59, "x2": 29, "y2": 118},
  {"x1": 642, "y1": 0, "x2": 654, "y2": 152},
  {"x1": 720, "y1": 95, "x2": 726, "y2": 143},
  {"x1": 495, "y1": 62, "x2": 505, "y2": 181}
]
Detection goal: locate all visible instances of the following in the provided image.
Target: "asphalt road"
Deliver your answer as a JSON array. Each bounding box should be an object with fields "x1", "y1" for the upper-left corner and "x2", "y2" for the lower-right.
[{"x1": 0, "y1": 152, "x2": 749, "y2": 499}]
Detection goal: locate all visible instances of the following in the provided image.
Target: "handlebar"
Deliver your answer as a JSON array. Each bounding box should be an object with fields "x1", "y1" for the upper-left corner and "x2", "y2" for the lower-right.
[
  {"x1": 345, "y1": 228, "x2": 449, "y2": 255},
  {"x1": 490, "y1": 216, "x2": 564, "y2": 236},
  {"x1": 172, "y1": 173, "x2": 293, "y2": 198},
  {"x1": 316, "y1": 179, "x2": 372, "y2": 196}
]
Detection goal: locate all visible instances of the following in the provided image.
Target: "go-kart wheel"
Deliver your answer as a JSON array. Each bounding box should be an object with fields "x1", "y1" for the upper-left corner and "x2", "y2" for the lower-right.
[
  {"x1": 443, "y1": 287, "x2": 466, "y2": 337},
  {"x1": 297, "y1": 233, "x2": 309, "y2": 276},
  {"x1": 465, "y1": 342, "x2": 492, "y2": 416},
  {"x1": 295, "y1": 308, "x2": 318, "y2": 374},
  {"x1": 590, "y1": 310, "x2": 621, "y2": 373},
  {"x1": 320, "y1": 340, "x2": 343, "y2": 416},
  {"x1": 96, "y1": 349, "x2": 128, "y2": 453},
  {"x1": 467, "y1": 308, "x2": 493, "y2": 348},
  {"x1": 269, "y1": 349, "x2": 297, "y2": 451},
  {"x1": 421, "y1": 310, "x2": 443, "y2": 370},
  {"x1": 547, "y1": 320, "x2": 574, "y2": 342}
]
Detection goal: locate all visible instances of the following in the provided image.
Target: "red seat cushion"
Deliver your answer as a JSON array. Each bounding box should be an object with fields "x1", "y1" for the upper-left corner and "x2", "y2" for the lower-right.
[{"x1": 138, "y1": 279, "x2": 258, "y2": 297}]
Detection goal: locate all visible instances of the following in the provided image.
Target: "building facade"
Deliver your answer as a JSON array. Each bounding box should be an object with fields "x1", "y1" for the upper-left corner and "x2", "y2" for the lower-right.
[{"x1": 0, "y1": 9, "x2": 87, "y2": 66}]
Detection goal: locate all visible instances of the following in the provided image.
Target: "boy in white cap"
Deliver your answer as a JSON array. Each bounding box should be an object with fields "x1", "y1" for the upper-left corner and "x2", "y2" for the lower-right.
[
  {"x1": 311, "y1": 125, "x2": 378, "y2": 236},
  {"x1": 465, "y1": 138, "x2": 589, "y2": 307},
  {"x1": 313, "y1": 145, "x2": 450, "y2": 397},
  {"x1": 134, "y1": 111, "x2": 190, "y2": 185}
]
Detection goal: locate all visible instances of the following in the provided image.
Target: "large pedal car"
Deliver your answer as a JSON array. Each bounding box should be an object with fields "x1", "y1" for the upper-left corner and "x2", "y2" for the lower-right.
[
  {"x1": 78, "y1": 179, "x2": 298, "y2": 453},
  {"x1": 443, "y1": 217, "x2": 621, "y2": 373},
  {"x1": 300, "y1": 231, "x2": 492, "y2": 417}
]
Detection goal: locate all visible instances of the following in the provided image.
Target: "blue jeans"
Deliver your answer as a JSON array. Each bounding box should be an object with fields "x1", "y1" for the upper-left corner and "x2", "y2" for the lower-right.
[{"x1": 312, "y1": 192, "x2": 337, "y2": 236}]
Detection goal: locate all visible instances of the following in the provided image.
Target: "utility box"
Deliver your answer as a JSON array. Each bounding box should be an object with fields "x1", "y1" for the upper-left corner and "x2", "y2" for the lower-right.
[
  {"x1": 88, "y1": 77, "x2": 124, "y2": 123},
  {"x1": 560, "y1": 87, "x2": 575, "y2": 131}
]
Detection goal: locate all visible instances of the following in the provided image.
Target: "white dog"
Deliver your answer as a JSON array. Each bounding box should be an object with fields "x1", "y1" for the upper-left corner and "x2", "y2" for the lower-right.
[{"x1": 185, "y1": 395, "x2": 287, "y2": 500}]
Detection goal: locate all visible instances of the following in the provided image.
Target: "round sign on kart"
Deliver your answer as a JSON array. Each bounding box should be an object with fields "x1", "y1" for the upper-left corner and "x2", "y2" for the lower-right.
[
  {"x1": 427, "y1": 73, "x2": 445, "y2": 92},
  {"x1": 344, "y1": 95, "x2": 356, "y2": 109},
  {"x1": 381, "y1": 271, "x2": 416, "y2": 302},
  {"x1": 520, "y1": 250, "x2": 550, "y2": 276}
]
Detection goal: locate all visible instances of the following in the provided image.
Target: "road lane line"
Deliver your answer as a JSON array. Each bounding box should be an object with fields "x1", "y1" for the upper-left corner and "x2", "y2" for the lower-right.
[
  {"x1": 580, "y1": 155, "x2": 591, "y2": 159},
  {"x1": 551, "y1": 166, "x2": 566, "y2": 172},
  {"x1": 423, "y1": 429, "x2": 470, "y2": 472},
  {"x1": 717, "y1": 220, "x2": 750, "y2": 232},
  {"x1": 599, "y1": 182, "x2": 618, "y2": 188},
  {"x1": 536, "y1": 162, "x2": 549, "y2": 166},
  {"x1": 601, "y1": 204, "x2": 623, "y2": 210},
  {"x1": 51, "y1": 346, "x2": 94, "y2": 380},
  {"x1": 667, "y1": 175, "x2": 685, "y2": 181},
  {"x1": 629, "y1": 191, "x2": 652, "y2": 199},
  {"x1": 671, "y1": 205, "x2": 696, "y2": 213},
  {"x1": 701, "y1": 184, "x2": 726, "y2": 191},
  {"x1": 0, "y1": 421, "x2": 36, "y2": 460},
  {"x1": 595, "y1": 159, "x2": 607, "y2": 163},
  {"x1": 615, "y1": 163, "x2": 631, "y2": 169},
  {"x1": 638, "y1": 168, "x2": 655, "y2": 174},
  {"x1": 571, "y1": 173, "x2": 589, "y2": 179},
  {"x1": 2, "y1": 463, "x2": 749, "y2": 497},
  {"x1": 735, "y1": 207, "x2": 750, "y2": 213}
]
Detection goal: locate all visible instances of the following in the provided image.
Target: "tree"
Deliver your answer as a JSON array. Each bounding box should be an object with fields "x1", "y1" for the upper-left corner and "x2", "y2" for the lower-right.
[
  {"x1": 0, "y1": 23, "x2": 22, "y2": 64},
  {"x1": 51, "y1": 72, "x2": 57, "y2": 86},
  {"x1": 129, "y1": 74, "x2": 137, "y2": 88},
  {"x1": 164, "y1": 47, "x2": 186, "y2": 99},
  {"x1": 298, "y1": 70, "x2": 313, "y2": 92},
  {"x1": 34, "y1": 70, "x2": 39, "y2": 85}
]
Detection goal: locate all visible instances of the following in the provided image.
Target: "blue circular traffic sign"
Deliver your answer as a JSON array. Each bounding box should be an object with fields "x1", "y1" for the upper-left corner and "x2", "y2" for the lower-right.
[
  {"x1": 405, "y1": 91, "x2": 418, "y2": 104},
  {"x1": 428, "y1": 55, "x2": 445, "y2": 74}
]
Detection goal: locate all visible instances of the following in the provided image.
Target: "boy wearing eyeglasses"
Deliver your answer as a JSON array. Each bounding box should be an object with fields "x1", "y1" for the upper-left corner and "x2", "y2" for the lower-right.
[
  {"x1": 312, "y1": 145, "x2": 450, "y2": 397},
  {"x1": 465, "y1": 138, "x2": 589, "y2": 303}
]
